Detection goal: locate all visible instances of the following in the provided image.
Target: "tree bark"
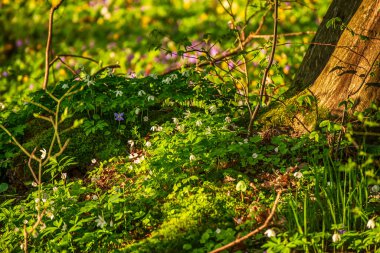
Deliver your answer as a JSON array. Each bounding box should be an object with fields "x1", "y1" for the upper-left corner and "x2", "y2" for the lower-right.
[{"x1": 291, "y1": 0, "x2": 380, "y2": 114}]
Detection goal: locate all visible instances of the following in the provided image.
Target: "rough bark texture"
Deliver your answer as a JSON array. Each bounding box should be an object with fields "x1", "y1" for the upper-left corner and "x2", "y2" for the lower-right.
[{"x1": 291, "y1": 0, "x2": 380, "y2": 114}]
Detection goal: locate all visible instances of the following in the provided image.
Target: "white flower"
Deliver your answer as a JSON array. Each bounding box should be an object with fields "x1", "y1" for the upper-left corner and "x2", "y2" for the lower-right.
[
  {"x1": 150, "y1": 126, "x2": 157, "y2": 131},
  {"x1": 84, "y1": 75, "x2": 95, "y2": 86},
  {"x1": 157, "y1": 126, "x2": 163, "y2": 131},
  {"x1": 294, "y1": 171, "x2": 303, "y2": 179},
  {"x1": 40, "y1": 148, "x2": 47, "y2": 160},
  {"x1": 14, "y1": 227, "x2": 20, "y2": 233},
  {"x1": 196, "y1": 120, "x2": 202, "y2": 127},
  {"x1": 184, "y1": 110, "x2": 191, "y2": 118},
  {"x1": 172, "y1": 118, "x2": 179, "y2": 124},
  {"x1": 35, "y1": 198, "x2": 40, "y2": 203},
  {"x1": 244, "y1": 139, "x2": 248, "y2": 143},
  {"x1": 135, "y1": 107, "x2": 141, "y2": 115},
  {"x1": 61, "y1": 173, "x2": 67, "y2": 180},
  {"x1": 91, "y1": 159, "x2": 97, "y2": 164},
  {"x1": 367, "y1": 218, "x2": 376, "y2": 229},
  {"x1": 205, "y1": 127, "x2": 212, "y2": 135},
  {"x1": 162, "y1": 77, "x2": 172, "y2": 84},
  {"x1": 371, "y1": 185, "x2": 380, "y2": 193},
  {"x1": 274, "y1": 147, "x2": 279, "y2": 153},
  {"x1": 215, "y1": 228, "x2": 221, "y2": 234},
  {"x1": 115, "y1": 90, "x2": 123, "y2": 97},
  {"x1": 176, "y1": 125, "x2": 185, "y2": 132},
  {"x1": 62, "y1": 83, "x2": 69, "y2": 89},
  {"x1": 46, "y1": 211, "x2": 54, "y2": 220},
  {"x1": 92, "y1": 195, "x2": 98, "y2": 200},
  {"x1": 189, "y1": 154, "x2": 196, "y2": 161},
  {"x1": 53, "y1": 187, "x2": 58, "y2": 192},
  {"x1": 95, "y1": 215, "x2": 107, "y2": 228},
  {"x1": 32, "y1": 181, "x2": 38, "y2": 187},
  {"x1": 40, "y1": 223, "x2": 46, "y2": 231},
  {"x1": 209, "y1": 105, "x2": 217, "y2": 113},
  {"x1": 332, "y1": 233, "x2": 341, "y2": 242},
  {"x1": 252, "y1": 153, "x2": 258, "y2": 159},
  {"x1": 236, "y1": 218, "x2": 242, "y2": 224},
  {"x1": 129, "y1": 153, "x2": 139, "y2": 159},
  {"x1": 138, "y1": 90, "x2": 146, "y2": 96},
  {"x1": 23, "y1": 220, "x2": 28, "y2": 225},
  {"x1": 147, "y1": 95, "x2": 155, "y2": 101},
  {"x1": 145, "y1": 141, "x2": 152, "y2": 147},
  {"x1": 225, "y1": 116, "x2": 231, "y2": 123},
  {"x1": 134, "y1": 158, "x2": 142, "y2": 164},
  {"x1": 170, "y1": 73, "x2": 178, "y2": 80},
  {"x1": 62, "y1": 222, "x2": 67, "y2": 231},
  {"x1": 264, "y1": 229, "x2": 276, "y2": 238},
  {"x1": 128, "y1": 140, "x2": 134, "y2": 147},
  {"x1": 143, "y1": 116, "x2": 149, "y2": 122}
]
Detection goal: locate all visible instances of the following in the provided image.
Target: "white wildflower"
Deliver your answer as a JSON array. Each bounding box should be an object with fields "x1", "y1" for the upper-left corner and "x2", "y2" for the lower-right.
[
  {"x1": 274, "y1": 147, "x2": 279, "y2": 153},
  {"x1": 162, "y1": 77, "x2": 172, "y2": 84},
  {"x1": 23, "y1": 220, "x2": 28, "y2": 225},
  {"x1": 145, "y1": 141, "x2": 152, "y2": 147},
  {"x1": 172, "y1": 118, "x2": 179, "y2": 124},
  {"x1": 62, "y1": 83, "x2": 69, "y2": 89},
  {"x1": 115, "y1": 90, "x2": 123, "y2": 97},
  {"x1": 205, "y1": 127, "x2": 212, "y2": 135},
  {"x1": 157, "y1": 126, "x2": 163, "y2": 131},
  {"x1": 149, "y1": 74, "x2": 158, "y2": 79},
  {"x1": 367, "y1": 218, "x2": 376, "y2": 229},
  {"x1": 138, "y1": 90, "x2": 146, "y2": 96},
  {"x1": 61, "y1": 173, "x2": 67, "y2": 180},
  {"x1": 91, "y1": 159, "x2": 97, "y2": 164},
  {"x1": 252, "y1": 153, "x2": 258, "y2": 159},
  {"x1": 40, "y1": 148, "x2": 47, "y2": 160},
  {"x1": 62, "y1": 222, "x2": 67, "y2": 231},
  {"x1": 150, "y1": 126, "x2": 157, "y2": 131},
  {"x1": 92, "y1": 195, "x2": 98, "y2": 200},
  {"x1": 215, "y1": 228, "x2": 221, "y2": 234},
  {"x1": 294, "y1": 171, "x2": 303, "y2": 179},
  {"x1": 170, "y1": 73, "x2": 178, "y2": 80},
  {"x1": 195, "y1": 120, "x2": 202, "y2": 127},
  {"x1": 95, "y1": 215, "x2": 107, "y2": 228},
  {"x1": 143, "y1": 116, "x2": 149, "y2": 122},
  {"x1": 244, "y1": 138, "x2": 248, "y2": 143},
  {"x1": 332, "y1": 233, "x2": 341, "y2": 242},
  {"x1": 225, "y1": 116, "x2": 231, "y2": 123},
  {"x1": 147, "y1": 95, "x2": 155, "y2": 101},
  {"x1": 264, "y1": 229, "x2": 276, "y2": 238},
  {"x1": 371, "y1": 185, "x2": 380, "y2": 193},
  {"x1": 135, "y1": 107, "x2": 141, "y2": 115},
  {"x1": 32, "y1": 181, "x2": 38, "y2": 187},
  {"x1": 128, "y1": 140, "x2": 134, "y2": 147},
  {"x1": 53, "y1": 186, "x2": 58, "y2": 192},
  {"x1": 40, "y1": 223, "x2": 46, "y2": 231},
  {"x1": 35, "y1": 198, "x2": 40, "y2": 203},
  {"x1": 184, "y1": 110, "x2": 191, "y2": 118},
  {"x1": 46, "y1": 211, "x2": 54, "y2": 220},
  {"x1": 189, "y1": 154, "x2": 196, "y2": 162},
  {"x1": 209, "y1": 105, "x2": 217, "y2": 113}
]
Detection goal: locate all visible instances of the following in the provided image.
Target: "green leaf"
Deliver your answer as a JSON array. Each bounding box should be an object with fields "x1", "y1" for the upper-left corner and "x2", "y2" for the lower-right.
[
  {"x1": 236, "y1": 181, "x2": 247, "y2": 192},
  {"x1": 0, "y1": 183, "x2": 8, "y2": 193}
]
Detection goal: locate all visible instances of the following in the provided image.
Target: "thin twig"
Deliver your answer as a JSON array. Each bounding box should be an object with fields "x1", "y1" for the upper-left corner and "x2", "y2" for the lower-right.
[
  {"x1": 210, "y1": 189, "x2": 283, "y2": 253},
  {"x1": 248, "y1": 0, "x2": 279, "y2": 136},
  {"x1": 42, "y1": 0, "x2": 64, "y2": 90}
]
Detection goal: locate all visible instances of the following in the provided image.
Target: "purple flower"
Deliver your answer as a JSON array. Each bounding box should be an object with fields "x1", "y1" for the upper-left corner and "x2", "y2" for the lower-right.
[
  {"x1": 16, "y1": 39, "x2": 23, "y2": 48},
  {"x1": 114, "y1": 112, "x2": 124, "y2": 121},
  {"x1": 338, "y1": 229, "x2": 346, "y2": 234},
  {"x1": 2, "y1": 71, "x2": 9, "y2": 77}
]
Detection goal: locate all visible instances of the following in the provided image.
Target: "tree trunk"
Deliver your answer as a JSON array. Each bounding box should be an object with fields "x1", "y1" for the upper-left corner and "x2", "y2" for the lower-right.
[{"x1": 291, "y1": 0, "x2": 380, "y2": 114}]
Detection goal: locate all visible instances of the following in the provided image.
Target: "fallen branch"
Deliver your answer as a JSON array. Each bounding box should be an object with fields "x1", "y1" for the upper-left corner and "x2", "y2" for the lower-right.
[{"x1": 209, "y1": 189, "x2": 283, "y2": 253}]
